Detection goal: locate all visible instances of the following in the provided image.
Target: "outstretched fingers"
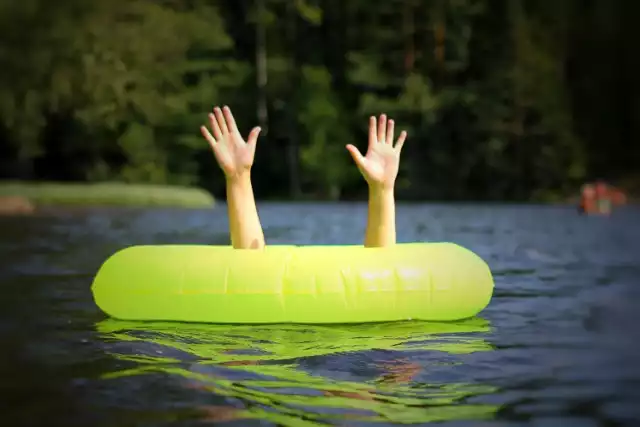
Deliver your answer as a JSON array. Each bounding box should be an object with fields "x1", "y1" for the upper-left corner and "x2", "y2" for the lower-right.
[
  {"x1": 200, "y1": 125, "x2": 217, "y2": 150},
  {"x1": 201, "y1": 125, "x2": 226, "y2": 165},
  {"x1": 346, "y1": 144, "x2": 366, "y2": 169},
  {"x1": 368, "y1": 116, "x2": 377, "y2": 148},
  {"x1": 377, "y1": 114, "x2": 387, "y2": 143},
  {"x1": 208, "y1": 113, "x2": 222, "y2": 141},
  {"x1": 394, "y1": 130, "x2": 408, "y2": 154},
  {"x1": 213, "y1": 107, "x2": 229, "y2": 135},
  {"x1": 222, "y1": 106, "x2": 238, "y2": 134},
  {"x1": 246, "y1": 126, "x2": 262, "y2": 148},
  {"x1": 386, "y1": 119, "x2": 395, "y2": 145}
]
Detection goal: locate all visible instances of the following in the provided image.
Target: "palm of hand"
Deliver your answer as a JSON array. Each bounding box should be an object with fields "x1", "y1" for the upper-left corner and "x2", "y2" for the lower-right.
[
  {"x1": 346, "y1": 114, "x2": 407, "y2": 189},
  {"x1": 200, "y1": 106, "x2": 262, "y2": 179},
  {"x1": 360, "y1": 143, "x2": 400, "y2": 186},
  {"x1": 215, "y1": 134, "x2": 254, "y2": 176}
]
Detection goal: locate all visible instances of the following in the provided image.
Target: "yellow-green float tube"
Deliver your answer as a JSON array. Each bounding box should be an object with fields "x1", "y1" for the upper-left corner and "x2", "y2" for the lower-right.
[{"x1": 91, "y1": 243, "x2": 494, "y2": 324}]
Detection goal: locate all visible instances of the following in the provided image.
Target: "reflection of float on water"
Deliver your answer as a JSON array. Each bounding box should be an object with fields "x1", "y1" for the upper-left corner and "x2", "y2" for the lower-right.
[{"x1": 96, "y1": 318, "x2": 500, "y2": 425}]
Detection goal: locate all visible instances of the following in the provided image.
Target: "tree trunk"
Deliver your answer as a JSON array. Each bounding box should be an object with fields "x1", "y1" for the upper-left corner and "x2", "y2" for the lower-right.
[
  {"x1": 286, "y1": 1, "x2": 302, "y2": 199},
  {"x1": 255, "y1": 0, "x2": 268, "y2": 133}
]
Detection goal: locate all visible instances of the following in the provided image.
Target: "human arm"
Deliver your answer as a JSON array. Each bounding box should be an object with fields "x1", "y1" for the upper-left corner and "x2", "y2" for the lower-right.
[
  {"x1": 365, "y1": 185, "x2": 396, "y2": 247},
  {"x1": 346, "y1": 114, "x2": 407, "y2": 248},
  {"x1": 200, "y1": 106, "x2": 265, "y2": 249}
]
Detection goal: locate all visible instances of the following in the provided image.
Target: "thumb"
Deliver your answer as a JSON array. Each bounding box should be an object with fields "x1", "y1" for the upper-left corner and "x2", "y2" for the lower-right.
[
  {"x1": 246, "y1": 127, "x2": 262, "y2": 146},
  {"x1": 346, "y1": 144, "x2": 365, "y2": 168}
]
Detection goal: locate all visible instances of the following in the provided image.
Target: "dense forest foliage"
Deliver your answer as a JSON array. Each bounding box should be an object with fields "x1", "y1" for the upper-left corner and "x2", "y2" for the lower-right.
[{"x1": 0, "y1": 0, "x2": 637, "y2": 201}]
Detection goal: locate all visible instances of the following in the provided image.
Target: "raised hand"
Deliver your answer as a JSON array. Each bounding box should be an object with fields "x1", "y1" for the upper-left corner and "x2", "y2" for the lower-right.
[
  {"x1": 200, "y1": 106, "x2": 262, "y2": 180},
  {"x1": 200, "y1": 105, "x2": 265, "y2": 249},
  {"x1": 346, "y1": 114, "x2": 407, "y2": 190}
]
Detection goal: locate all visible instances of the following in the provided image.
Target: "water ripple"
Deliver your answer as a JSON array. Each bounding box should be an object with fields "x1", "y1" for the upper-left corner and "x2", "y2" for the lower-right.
[{"x1": 1, "y1": 203, "x2": 639, "y2": 426}]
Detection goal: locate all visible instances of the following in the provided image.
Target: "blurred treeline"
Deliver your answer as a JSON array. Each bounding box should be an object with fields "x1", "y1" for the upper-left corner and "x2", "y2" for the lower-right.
[{"x1": 0, "y1": 0, "x2": 637, "y2": 201}]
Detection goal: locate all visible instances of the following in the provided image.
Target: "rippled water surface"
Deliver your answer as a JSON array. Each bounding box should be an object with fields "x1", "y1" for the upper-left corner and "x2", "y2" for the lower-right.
[{"x1": 1, "y1": 202, "x2": 639, "y2": 426}]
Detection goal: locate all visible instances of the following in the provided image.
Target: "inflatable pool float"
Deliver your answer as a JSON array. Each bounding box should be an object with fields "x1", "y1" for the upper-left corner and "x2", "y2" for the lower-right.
[{"x1": 91, "y1": 243, "x2": 493, "y2": 324}]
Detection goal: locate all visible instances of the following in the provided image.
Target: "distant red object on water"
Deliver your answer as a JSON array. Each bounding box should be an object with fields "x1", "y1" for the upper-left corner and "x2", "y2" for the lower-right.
[{"x1": 578, "y1": 181, "x2": 626, "y2": 215}]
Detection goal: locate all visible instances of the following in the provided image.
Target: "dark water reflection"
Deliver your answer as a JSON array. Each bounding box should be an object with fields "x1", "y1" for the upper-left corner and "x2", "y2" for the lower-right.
[
  {"x1": 96, "y1": 319, "x2": 496, "y2": 425},
  {"x1": 1, "y1": 203, "x2": 639, "y2": 426}
]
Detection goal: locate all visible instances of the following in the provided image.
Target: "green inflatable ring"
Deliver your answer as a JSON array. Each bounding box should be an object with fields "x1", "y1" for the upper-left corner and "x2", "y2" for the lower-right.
[{"x1": 91, "y1": 243, "x2": 494, "y2": 324}]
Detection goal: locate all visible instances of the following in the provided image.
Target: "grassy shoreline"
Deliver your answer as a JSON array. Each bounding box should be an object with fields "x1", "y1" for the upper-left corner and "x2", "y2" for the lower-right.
[{"x1": 0, "y1": 181, "x2": 215, "y2": 209}]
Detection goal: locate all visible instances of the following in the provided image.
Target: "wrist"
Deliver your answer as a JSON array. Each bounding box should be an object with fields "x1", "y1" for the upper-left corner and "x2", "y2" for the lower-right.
[
  {"x1": 226, "y1": 173, "x2": 253, "y2": 199},
  {"x1": 226, "y1": 171, "x2": 251, "y2": 188},
  {"x1": 368, "y1": 184, "x2": 394, "y2": 200}
]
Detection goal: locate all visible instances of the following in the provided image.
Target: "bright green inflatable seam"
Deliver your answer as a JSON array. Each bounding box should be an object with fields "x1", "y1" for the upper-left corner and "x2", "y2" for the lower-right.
[{"x1": 92, "y1": 243, "x2": 494, "y2": 324}]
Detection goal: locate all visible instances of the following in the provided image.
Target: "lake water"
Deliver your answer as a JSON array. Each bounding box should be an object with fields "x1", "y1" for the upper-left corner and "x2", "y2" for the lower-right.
[{"x1": 1, "y1": 202, "x2": 639, "y2": 426}]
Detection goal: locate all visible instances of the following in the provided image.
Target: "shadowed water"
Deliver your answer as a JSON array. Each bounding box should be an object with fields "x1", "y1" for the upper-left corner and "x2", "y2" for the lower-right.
[{"x1": 1, "y1": 203, "x2": 639, "y2": 426}]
